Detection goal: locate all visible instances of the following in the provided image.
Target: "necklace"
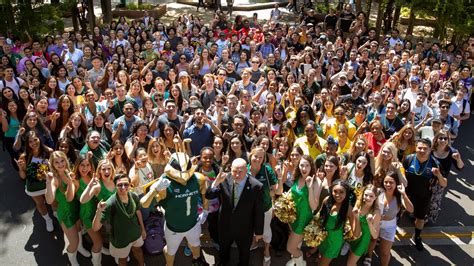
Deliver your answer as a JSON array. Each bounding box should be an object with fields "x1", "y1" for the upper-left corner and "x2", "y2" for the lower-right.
[
  {"x1": 413, "y1": 157, "x2": 429, "y2": 175},
  {"x1": 115, "y1": 192, "x2": 136, "y2": 219}
]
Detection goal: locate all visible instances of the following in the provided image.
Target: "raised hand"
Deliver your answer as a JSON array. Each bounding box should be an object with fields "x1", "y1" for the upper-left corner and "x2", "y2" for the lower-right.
[
  {"x1": 150, "y1": 178, "x2": 171, "y2": 192},
  {"x1": 397, "y1": 184, "x2": 406, "y2": 195},
  {"x1": 305, "y1": 175, "x2": 314, "y2": 188},
  {"x1": 96, "y1": 200, "x2": 107, "y2": 212}
]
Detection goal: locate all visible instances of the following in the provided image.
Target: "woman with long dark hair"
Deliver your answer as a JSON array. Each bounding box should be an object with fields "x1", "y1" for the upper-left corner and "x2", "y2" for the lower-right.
[
  {"x1": 1, "y1": 100, "x2": 23, "y2": 169},
  {"x1": 17, "y1": 131, "x2": 54, "y2": 232},
  {"x1": 426, "y1": 130, "x2": 464, "y2": 224},
  {"x1": 365, "y1": 172, "x2": 413, "y2": 266},
  {"x1": 107, "y1": 139, "x2": 130, "y2": 175},
  {"x1": 317, "y1": 179, "x2": 360, "y2": 266},
  {"x1": 59, "y1": 112, "x2": 88, "y2": 151}
]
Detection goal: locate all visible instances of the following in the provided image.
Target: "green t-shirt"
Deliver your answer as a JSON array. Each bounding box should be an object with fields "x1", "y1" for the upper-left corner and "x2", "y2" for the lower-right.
[
  {"x1": 101, "y1": 192, "x2": 142, "y2": 248},
  {"x1": 159, "y1": 175, "x2": 201, "y2": 233},
  {"x1": 249, "y1": 164, "x2": 278, "y2": 212}
]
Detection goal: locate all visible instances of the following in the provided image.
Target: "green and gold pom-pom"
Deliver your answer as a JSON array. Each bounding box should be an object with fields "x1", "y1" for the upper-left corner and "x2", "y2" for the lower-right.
[
  {"x1": 274, "y1": 191, "x2": 297, "y2": 224},
  {"x1": 303, "y1": 215, "x2": 328, "y2": 247},
  {"x1": 36, "y1": 163, "x2": 49, "y2": 181},
  {"x1": 343, "y1": 219, "x2": 359, "y2": 241},
  {"x1": 353, "y1": 187, "x2": 362, "y2": 200}
]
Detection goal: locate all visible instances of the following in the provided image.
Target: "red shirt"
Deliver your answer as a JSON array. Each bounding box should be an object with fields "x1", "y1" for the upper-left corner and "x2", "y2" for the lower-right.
[{"x1": 363, "y1": 132, "x2": 386, "y2": 156}]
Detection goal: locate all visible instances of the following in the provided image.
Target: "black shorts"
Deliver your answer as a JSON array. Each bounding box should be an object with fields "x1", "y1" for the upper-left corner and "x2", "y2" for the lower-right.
[{"x1": 409, "y1": 194, "x2": 431, "y2": 219}]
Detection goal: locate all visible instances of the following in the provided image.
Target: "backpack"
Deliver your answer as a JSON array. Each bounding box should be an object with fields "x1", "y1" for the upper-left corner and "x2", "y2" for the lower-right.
[
  {"x1": 143, "y1": 211, "x2": 166, "y2": 254},
  {"x1": 1, "y1": 76, "x2": 21, "y2": 89}
]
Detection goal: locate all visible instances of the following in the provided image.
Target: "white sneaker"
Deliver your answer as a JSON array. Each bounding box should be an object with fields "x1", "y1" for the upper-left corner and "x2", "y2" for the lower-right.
[
  {"x1": 45, "y1": 218, "x2": 54, "y2": 232},
  {"x1": 101, "y1": 247, "x2": 110, "y2": 255},
  {"x1": 340, "y1": 242, "x2": 350, "y2": 256}
]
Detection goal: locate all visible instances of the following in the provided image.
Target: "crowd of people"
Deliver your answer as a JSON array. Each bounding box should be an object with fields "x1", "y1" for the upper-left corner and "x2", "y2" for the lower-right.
[{"x1": 0, "y1": 2, "x2": 472, "y2": 266}]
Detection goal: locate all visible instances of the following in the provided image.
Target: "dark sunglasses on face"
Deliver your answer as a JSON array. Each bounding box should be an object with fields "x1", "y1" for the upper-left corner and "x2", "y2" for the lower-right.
[{"x1": 117, "y1": 183, "x2": 130, "y2": 189}]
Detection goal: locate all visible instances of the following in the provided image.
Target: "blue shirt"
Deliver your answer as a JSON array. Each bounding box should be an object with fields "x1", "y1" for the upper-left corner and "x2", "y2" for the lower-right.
[
  {"x1": 183, "y1": 123, "x2": 214, "y2": 156},
  {"x1": 112, "y1": 115, "x2": 143, "y2": 143}
]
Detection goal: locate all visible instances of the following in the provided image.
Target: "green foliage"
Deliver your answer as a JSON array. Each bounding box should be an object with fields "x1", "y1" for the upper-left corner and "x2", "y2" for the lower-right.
[
  {"x1": 125, "y1": 3, "x2": 153, "y2": 10},
  {"x1": 315, "y1": 3, "x2": 330, "y2": 14},
  {"x1": 20, "y1": 3, "x2": 64, "y2": 37}
]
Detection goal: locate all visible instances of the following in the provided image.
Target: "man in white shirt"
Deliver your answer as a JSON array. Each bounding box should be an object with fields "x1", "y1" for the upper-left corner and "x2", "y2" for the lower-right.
[
  {"x1": 449, "y1": 86, "x2": 470, "y2": 121},
  {"x1": 411, "y1": 91, "x2": 433, "y2": 126},
  {"x1": 0, "y1": 66, "x2": 25, "y2": 96},
  {"x1": 62, "y1": 39, "x2": 83, "y2": 67}
]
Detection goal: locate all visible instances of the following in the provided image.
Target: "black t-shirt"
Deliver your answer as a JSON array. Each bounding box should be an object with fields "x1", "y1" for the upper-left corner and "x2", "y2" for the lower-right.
[
  {"x1": 403, "y1": 154, "x2": 440, "y2": 199},
  {"x1": 338, "y1": 83, "x2": 352, "y2": 95},
  {"x1": 339, "y1": 12, "x2": 356, "y2": 32},
  {"x1": 380, "y1": 115, "x2": 405, "y2": 139},
  {"x1": 324, "y1": 15, "x2": 338, "y2": 29}
]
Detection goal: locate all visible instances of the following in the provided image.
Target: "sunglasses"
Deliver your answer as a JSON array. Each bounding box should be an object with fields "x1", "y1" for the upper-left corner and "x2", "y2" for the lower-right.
[
  {"x1": 116, "y1": 183, "x2": 130, "y2": 189},
  {"x1": 438, "y1": 137, "x2": 449, "y2": 141}
]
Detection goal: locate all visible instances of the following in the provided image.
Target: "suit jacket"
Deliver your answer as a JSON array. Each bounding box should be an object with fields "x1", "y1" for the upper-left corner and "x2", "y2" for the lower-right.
[{"x1": 205, "y1": 173, "x2": 264, "y2": 240}]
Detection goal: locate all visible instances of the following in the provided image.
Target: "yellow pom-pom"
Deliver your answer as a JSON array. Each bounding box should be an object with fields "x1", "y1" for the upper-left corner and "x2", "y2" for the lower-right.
[
  {"x1": 303, "y1": 215, "x2": 328, "y2": 247},
  {"x1": 274, "y1": 192, "x2": 297, "y2": 224}
]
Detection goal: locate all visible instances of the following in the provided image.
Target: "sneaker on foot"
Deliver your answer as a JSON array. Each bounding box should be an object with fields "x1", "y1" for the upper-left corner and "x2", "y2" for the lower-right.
[
  {"x1": 414, "y1": 236, "x2": 424, "y2": 251},
  {"x1": 45, "y1": 218, "x2": 54, "y2": 232},
  {"x1": 184, "y1": 246, "x2": 192, "y2": 257}
]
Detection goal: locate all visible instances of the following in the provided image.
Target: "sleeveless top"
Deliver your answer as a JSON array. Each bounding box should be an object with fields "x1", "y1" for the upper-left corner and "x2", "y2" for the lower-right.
[
  {"x1": 289, "y1": 181, "x2": 313, "y2": 234},
  {"x1": 97, "y1": 180, "x2": 116, "y2": 202},
  {"x1": 379, "y1": 192, "x2": 399, "y2": 220},
  {"x1": 76, "y1": 178, "x2": 97, "y2": 229},
  {"x1": 56, "y1": 181, "x2": 80, "y2": 228}
]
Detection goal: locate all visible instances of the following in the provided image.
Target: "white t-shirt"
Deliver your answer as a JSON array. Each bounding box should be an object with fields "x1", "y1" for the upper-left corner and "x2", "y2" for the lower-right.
[{"x1": 0, "y1": 77, "x2": 25, "y2": 96}]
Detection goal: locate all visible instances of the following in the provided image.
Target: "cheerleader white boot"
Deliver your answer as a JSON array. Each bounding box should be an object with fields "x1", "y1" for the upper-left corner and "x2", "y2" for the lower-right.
[
  {"x1": 77, "y1": 232, "x2": 91, "y2": 257},
  {"x1": 92, "y1": 251, "x2": 102, "y2": 266},
  {"x1": 286, "y1": 257, "x2": 296, "y2": 266},
  {"x1": 294, "y1": 255, "x2": 307, "y2": 266},
  {"x1": 67, "y1": 251, "x2": 80, "y2": 266}
]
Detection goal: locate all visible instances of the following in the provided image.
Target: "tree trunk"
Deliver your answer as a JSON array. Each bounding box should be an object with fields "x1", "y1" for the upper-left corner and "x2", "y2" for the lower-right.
[
  {"x1": 365, "y1": 0, "x2": 373, "y2": 25},
  {"x1": 375, "y1": 0, "x2": 384, "y2": 37},
  {"x1": 392, "y1": 3, "x2": 401, "y2": 30},
  {"x1": 72, "y1": 6, "x2": 79, "y2": 32},
  {"x1": 324, "y1": 0, "x2": 329, "y2": 11},
  {"x1": 406, "y1": 6, "x2": 416, "y2": 36},
  {"x1": 87, "y1": 0, "x2": 96, "y2": 33},
  {"x1": 101, "y1": 0, "x2": 112, "y2": 24},
  {"x1": 51, "y1": 0, "x2": 60, "y2": 4},
  {"x1": 355, "y1": 0, "x2": 362, "y2": 13},
  {"x1": 383, "y1": 0, "x2": 395, "y2": 34},
  {"x1": 138, "y1": 0, "x2": 143, "y2": 5}
]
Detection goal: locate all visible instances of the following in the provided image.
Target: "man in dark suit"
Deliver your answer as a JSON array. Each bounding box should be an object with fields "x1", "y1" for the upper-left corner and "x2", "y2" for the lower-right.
[{"x1": 206, "y1": 158, "x2": 264, "y2": 266}]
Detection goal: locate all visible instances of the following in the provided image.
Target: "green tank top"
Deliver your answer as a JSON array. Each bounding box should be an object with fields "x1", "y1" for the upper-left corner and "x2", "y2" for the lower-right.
[
  {"x1": 76, "y1": 178, "x2": 97, "y2": 229},
  {"x1": 318, "y1": 213, "x2": 344, "y2": 259},
  {"x1": 159, "y1": 175, "x2": 201, "y2": 233},
  {"x1": 56, "y1": 181, "x2": 79, "y2": 228},
  {"x1": 290, "y1": 181, "x2": 313, "y2": 234},
  {"x1": 349, "y1": 214, "x2": 371, "y2": 256},
  {"x1": 97, "y1": 180, "x2": 116, "y2": 202}
]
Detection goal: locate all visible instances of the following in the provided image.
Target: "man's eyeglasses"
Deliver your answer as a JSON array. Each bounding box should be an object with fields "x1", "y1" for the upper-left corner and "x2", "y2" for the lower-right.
[{"x1": 117, "y1": 183, "x2": 130, "y2": 189}]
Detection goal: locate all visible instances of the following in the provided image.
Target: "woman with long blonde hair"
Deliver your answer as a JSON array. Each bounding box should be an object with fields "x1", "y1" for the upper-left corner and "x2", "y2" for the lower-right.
[
  {"x1": 45, "y1": 151, "x2": 85, "y2": 266},
  {"x1": 373, "y1": 142, "x2": 406, "y2": 188},
  {"x1": 391, "y1": 124, "x2": 416, "y2": 161}
]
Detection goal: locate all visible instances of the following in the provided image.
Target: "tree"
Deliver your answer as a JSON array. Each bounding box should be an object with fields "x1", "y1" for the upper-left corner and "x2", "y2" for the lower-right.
[
  {"x1": 374, "y1": 0, "x2": 385, "y2": 37},
  {"x1": 101, "y1": 0, "x2": 112, "y2": 24}
]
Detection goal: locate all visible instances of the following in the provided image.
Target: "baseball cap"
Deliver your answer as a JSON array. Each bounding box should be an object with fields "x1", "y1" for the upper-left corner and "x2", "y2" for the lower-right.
[
  {"x1": 179, "y1": 71, "x2": 190, "y2": 78},
  {"x1": 410, "y1": 76, "x2": 421, "y2": 84}
]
